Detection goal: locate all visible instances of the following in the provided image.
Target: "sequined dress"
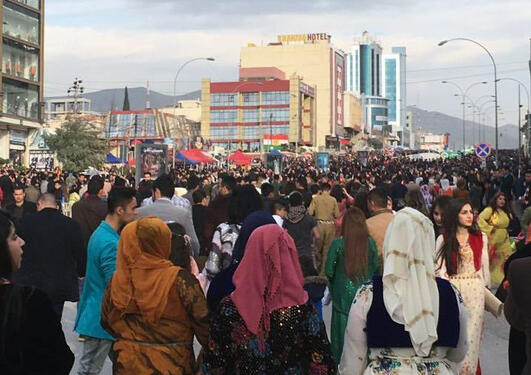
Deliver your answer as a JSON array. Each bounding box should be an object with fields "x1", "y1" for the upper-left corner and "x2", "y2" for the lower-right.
[
  {"x1": 435, "y1": 234, "x2": 490, "y2": 375},
  {"x1": 202, "y1": 297, "x2": 337, "y2": 375}
]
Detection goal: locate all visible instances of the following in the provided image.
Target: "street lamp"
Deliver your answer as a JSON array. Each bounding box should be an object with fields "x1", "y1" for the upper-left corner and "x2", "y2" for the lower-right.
[
  {"x1": 439, "y1": 38, "x2": 498, "y2": 164},
  {"x1": 171, "y1": 57, "x2": 215, "y2": 167},
  {"x1": 442, "y1": 80, "x2": 487, "y2": 149},
  {"x1": 496, "y1": 77, "x2": 530, "y2": 161}
]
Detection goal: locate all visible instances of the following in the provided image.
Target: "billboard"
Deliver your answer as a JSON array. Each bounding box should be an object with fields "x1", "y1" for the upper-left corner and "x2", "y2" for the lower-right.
[
  {"x1": 135, "y1": 144, "x2": 168, "y2": 185},
  {"x1": 316, "y1": 152, "x2": 330, "y2": 171}
]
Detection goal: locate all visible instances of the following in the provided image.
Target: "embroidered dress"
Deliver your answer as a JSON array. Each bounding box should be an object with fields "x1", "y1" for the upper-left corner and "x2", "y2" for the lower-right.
[
  {"x1": 339, "y1": 283, "x2": 468, "y2": 375},
  {"x1": 435, "y1": 234, "x2": 490, "y2": 375}
]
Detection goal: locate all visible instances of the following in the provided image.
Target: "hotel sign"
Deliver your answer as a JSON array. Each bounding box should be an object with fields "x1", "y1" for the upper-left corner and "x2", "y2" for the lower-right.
[{"x1": 277, "y1": 33, "x2": 330, "y2": 44}]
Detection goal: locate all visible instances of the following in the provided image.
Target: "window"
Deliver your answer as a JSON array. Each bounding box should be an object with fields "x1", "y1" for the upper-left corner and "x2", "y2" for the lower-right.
[
  {"x1": 261, "y1": 107, "x2": 289, "y2": 122},
  {"x1": 385, "y1": 59, "x2": 397, "y2": 122},
  {"x1": 211, "y1": 109, "x2": 237, "y2": 123},
  {"x1": 211, "y1": 93, "x2": 236, "y2": 107},
  {"x1": 243, "y1": 109, "x2": 258, "y2": 122},
  {"x1": 261, "y1": 91, "x2": 289, "y2": 105},
  {"x1": 242, "y1": 126, "x2": 260, "y2": 139},
  {"x1": 2, "y1": 37, "x2": 39, "y2": 81},
  {"x1": 210, "y1": 125, "x2": 237, "y2": 140},
  {"x1": 12, "y1": 0, "x2": 40, "y2": 10},
  {"x1": 242, "y1": 92, "x2": 258, "y2": 106},
  {"x1": 2, "y1": 77, "x2": 39, "y2": 119},
  {"x1": 3, "y1": 2, "x2": 40, "y2": 45}
]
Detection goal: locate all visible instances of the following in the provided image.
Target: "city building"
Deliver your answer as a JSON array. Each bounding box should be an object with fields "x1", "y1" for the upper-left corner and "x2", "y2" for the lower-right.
[
  {"x1": 105, "y1": 108, "x2": 200, "y2": 162},
  {"x1": 382, "y1": 47, "x2": 407, "y2": 144},
  {"x1": 362, "y1": 95, "x2": 389, "y2": 135},
  {"x1": 201, "y1": 67, "x2": 316, "y2": 152},
  {"x1": 416, "y1": 132, "x2": 449, "y2": 152},
  {"x1": 345, "y1": 31, "x2": 382, "y2": 97},
  {"x1": 343, "y1": 92, "x2": 363, "y2": 139},
  {"x1": 159, "y1": 99, "x2": 201, "y2": 123},
  {"x1": 44, "y1": 96, "x2": 92, "y2": 120},
  {"x1": 404, "y1": 110, "x2": 414, "y2": 148},
  {"x1": 0, "y1": 0, "x2": 44, "y2": 166},
  {"x1": 240, "y1": 33, "x2": 344, "y2": 148}
]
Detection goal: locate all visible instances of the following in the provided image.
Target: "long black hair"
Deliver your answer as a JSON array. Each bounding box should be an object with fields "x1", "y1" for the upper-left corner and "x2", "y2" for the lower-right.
[
  {"x1": 430, "y1": 195, "x2": 452, "y2": 236},
  {"x1": 227, "y1": 184, "x2": 263, "y2": 224},
  {"x1": 0, "y1": 210, "x2": 29, "y2": 365},
  {"x1": 166, "y1": 222, "x2": 191, "y2": 272},
  {"x1": 436, "y1": 199, "x2": 479, "y2": 275}
]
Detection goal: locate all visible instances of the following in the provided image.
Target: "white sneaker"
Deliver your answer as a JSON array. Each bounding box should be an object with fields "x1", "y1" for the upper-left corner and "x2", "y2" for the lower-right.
[{"x1": 322, "y1": 286, "x2": 331, "y2": 306}]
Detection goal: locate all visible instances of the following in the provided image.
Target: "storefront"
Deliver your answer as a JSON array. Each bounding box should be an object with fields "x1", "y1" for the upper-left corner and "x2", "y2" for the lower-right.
[{"x1": 9, "y1": 129, "x2": 26, "y2": 166}]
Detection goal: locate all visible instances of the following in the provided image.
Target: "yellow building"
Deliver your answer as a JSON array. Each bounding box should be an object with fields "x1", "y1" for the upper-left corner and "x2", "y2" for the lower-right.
[
  {"x1": 240, "y1": 34, "x2": 345, "y2": 149},
  {"x1": 343, "y1": 92, "x2": 363, "y2": 137}
]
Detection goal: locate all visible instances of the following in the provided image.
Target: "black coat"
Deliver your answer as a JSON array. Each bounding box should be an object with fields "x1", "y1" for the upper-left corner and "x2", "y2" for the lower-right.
[
  {"x1": 5, "y1": 201, "x2": 37, "y2": 222},
  {"x1": 15, "y1": 208, "x2": 84, "y2": 304}
]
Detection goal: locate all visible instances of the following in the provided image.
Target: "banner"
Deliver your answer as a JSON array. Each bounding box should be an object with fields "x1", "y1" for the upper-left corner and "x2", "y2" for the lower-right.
[{"x1": 135, "y1": 144, "x2": 168, "y2": 185}]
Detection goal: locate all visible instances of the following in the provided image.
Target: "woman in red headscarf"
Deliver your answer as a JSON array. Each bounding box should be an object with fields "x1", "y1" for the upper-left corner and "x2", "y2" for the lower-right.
[{"x1": 202, "y1": 224, "x2": 336, "y2": 375}]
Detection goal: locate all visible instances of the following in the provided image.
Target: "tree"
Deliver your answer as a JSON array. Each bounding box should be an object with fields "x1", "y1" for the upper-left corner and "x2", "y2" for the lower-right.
[
  {"x1": 367, "y1": 137, "x2": 383, "y2": 150},
  {"x1": 43, "y1": 117, "x2": 108, "y2": 171},
  {"x1": 123, "y1": 86, "x2": 130, "y2": 111}
]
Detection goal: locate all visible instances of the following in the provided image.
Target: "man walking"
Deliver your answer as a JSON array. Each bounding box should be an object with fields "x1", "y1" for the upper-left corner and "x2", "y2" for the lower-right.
[
  {"x1": 136, "y1": 174, "x2": 200, "y2": 256},
  {"x1": 308, "y1": 182, "x2": 339, "y2": 274},
  {"x1": 5, "y1": 185, "x2": 37, "y2": 222},
  {"x1": 75, "y1": 187, "x2": 137, "y2": 375},
  {"x1": 16, "y1": 193, "x2": 84, "y2": 318}
]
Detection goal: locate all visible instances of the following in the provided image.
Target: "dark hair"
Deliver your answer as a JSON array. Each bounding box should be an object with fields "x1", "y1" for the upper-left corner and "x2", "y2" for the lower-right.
[
  {"x1": 289, "y1": 191, "x2": 304, "y2": 207},
  {"x1": 192, "y1": 189, "x2": 206, "y2": 204},
  {"x1": 0, "y1": 211, "x2": 15, "y2": 280},
  {"x1": 430, "y1": 195, "x2": 452, "y2": 232},
  {"x1": 144, "y1": 171, "x2": 152, "y2": 177},
  {"x1": 342, "y1": 207, "x2": 369, "y2": 281},
  {"x1": 220, "y1": 175, "x2": 237, "y2": 193},
  {"x1": 488, "y1": 192, "x2": 513, "y2": 219},
  {"x1": 437, "y1": 199, "x2": 479, "y2": 275},
  {"x1": 186, "y1": 175, "x2": 200, "y2": 190},
  {"x1": 330, "y1": 184, "x2": 345, "y2": 203},
  {"x1": 227, "y1": 184, "x2": 263, "y2": 224},
  {"x1": 405, "y1": 190, "x2": 429, "y2": 217},
  {"x1": 166, "y1": 222, "x2": 191, "y2": 272},
  {"x1": 87, "y1": 175, "x2": 104, "y2": 195},
  {"x1": 310, "y1": 184, "x2": 320, "y2": 195},
  {"x1": 367, "y1": 187, "x2": 387, "y2": 209},
  {"x1": 320, "y1": 182, "x2": 331, "y2": 191},
  {"x1": 296, "y1": 176, "x2": 307, "y2": 190},
  {"x1": 354, "y1": 189, "x2": 371, "y2": 218},
  {"x1": 107, "y1": 187, "x2": 137, "y2": 214},
  {"x1": 271, "y1": 200, "x2": 286, "y2": 215},
  {"x1": 114, "y1": 176, "x2": 126, "y2": 187},
  {"x1": 153, "y1": 174, "x2": 175, "y2": 198},
  {"x1": 261, "y1": 182, "x2": 274, "y2": 198},
  {"x1": 12, "y1": 185, "x2": 24, "y2": 193}
]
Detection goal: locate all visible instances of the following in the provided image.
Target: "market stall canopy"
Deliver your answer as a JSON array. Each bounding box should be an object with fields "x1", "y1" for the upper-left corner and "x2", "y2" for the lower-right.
[
  {"x1": 176, "y1": 149, "x2": 216, "y2": 164},
  {"x1": 106, "y1": 153, "x2": 122, "y2": 164},
  {"x1": 127, "y1": 158, "x2": 136, "y2": 166},
  {"x1": 227, "y1": 150, "x2": 253, "y2": 166}
]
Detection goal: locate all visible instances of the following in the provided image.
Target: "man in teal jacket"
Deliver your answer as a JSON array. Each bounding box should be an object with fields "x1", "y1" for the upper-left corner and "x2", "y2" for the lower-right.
[{"x1": 74, "y1": 187, "x2": 137, "y2": 375}]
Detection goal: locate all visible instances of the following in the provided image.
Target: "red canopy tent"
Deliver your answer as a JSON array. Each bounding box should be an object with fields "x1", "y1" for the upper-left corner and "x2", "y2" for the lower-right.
[
  {"x1": 227, "y1": 150, "x2": 252, "y2": 166},
  {"x1": 179, "y1": 149, "x2": 216, "y2": 164},
  {"x1": 127, "y1": 158, "x2": 136, "y2": 166}
]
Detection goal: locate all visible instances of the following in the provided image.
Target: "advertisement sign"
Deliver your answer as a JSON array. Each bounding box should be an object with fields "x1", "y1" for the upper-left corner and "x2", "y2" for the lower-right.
[
  {"x1": 30, "y1": 152, "x2": 54, "y2": 170},
  {"x1": 135, "y1": 144, "x2": 168, "y2": 185},
  {"x1": 316, "y1": 152, "x2": 330, "y2": 171},
  {"x1": 357, "y1": 151, "x2": 369, "y2": 167},
  {"x1": 10, "y1": 130, "x2": 26, "y2": 146},
  {"x1": 277, "y1": 33, "x2": 330, "y2": 44}
]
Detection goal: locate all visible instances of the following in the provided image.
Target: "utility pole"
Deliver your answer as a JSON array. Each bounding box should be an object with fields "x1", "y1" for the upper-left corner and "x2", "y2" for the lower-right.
[
  {"x1": 67, "y1": 78, "x2": 84, "y2": 115},
  {"x1": 269, "y1": 113, "x2": 273, "y2": 152},
  {"x1": 518, "y1": 85, "x2": 521, "y2": 166}
]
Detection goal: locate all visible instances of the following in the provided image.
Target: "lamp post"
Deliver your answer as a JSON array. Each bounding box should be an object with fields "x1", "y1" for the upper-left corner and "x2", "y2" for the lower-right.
[
  {"x1": 439, "y1": 38, "x2": 498, "y2": 164},
  {"x1": 496, "y1": 78, "x2": 530, "y2": 161},
  {"x1": 171, "y1": 57, "x2": 214, "y2": 168},
  {"x1": 442, "y1": 80, "x2": 487, "y2": 149}
]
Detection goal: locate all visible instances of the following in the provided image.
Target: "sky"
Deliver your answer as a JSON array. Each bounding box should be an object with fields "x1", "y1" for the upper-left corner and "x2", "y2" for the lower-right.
[{"x1": 44, "y1": 0, "x2": 531, "y2": 126}]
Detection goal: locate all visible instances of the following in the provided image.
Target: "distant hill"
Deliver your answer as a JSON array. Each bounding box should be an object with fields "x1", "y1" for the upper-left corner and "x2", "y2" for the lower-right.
[
  {"x1": 406, "y1": 106, "x2": 519, "y2": 150},
  {"x1": 46, "y1": 87, "x2": 201, "y2": 114}
]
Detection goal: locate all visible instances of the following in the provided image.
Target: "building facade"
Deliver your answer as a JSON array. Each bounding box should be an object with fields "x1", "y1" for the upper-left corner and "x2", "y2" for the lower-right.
[
  {"x1": 346, "y1": 31, "x2": 382, "y2": 97},
  {"x1": 44, "y1": 97, "x2": 92, "y2": 120},
  {"x1": 362, "y1": 95, "x2": 389, "y2": 133},
  {"x1": 382, "y1": 47, "x2": 406, "y2": 144},
  {"x1": 343, "y1": 92, "x2": 363, "y2": 138},
  {"x1": 201, "y1": 68, "x2": 316, "y2": 152},
  {"x1": 0, "y1": 0, "x2": 44, "y2": 166},
  {"x1": 240, "y1": 34, "x2": 344, "y2": 148}
]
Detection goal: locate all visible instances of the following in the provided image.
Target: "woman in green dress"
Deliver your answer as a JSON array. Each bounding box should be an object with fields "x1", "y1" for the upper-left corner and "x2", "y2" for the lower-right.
[{"x1": 325, "y1": 207, "x2": 380, "y2": 365}]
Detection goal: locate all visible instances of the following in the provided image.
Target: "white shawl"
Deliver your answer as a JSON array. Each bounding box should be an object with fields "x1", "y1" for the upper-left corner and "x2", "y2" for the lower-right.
[{"x1": 382, "y1": 207, "x2": 439, "y2": 357}]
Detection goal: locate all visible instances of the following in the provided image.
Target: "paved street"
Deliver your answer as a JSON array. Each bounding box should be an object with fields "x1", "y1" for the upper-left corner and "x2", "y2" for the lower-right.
[{"x1": 62, "y1": 299, "x2": 510, "y2": 374}]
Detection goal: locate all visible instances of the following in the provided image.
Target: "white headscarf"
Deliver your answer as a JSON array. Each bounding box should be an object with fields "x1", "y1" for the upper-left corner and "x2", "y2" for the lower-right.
[
  {"x1": 382, "y1": 207, "x2": 439, "y2": 357},
  {"x1": 415, "y1": 177, "x2": 424, "y2": 185},
  {"x1": 440, "y1": 178, "x2": 450, "y2": 191}
]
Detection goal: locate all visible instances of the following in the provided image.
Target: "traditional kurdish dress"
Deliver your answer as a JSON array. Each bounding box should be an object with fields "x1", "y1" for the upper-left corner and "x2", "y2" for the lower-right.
[
  {"x1": 477, "y1": 207, "x2": 512, "y2": 285},
  {"x1": 436, "y1": 232, "x2": 490, "y2": 375}
]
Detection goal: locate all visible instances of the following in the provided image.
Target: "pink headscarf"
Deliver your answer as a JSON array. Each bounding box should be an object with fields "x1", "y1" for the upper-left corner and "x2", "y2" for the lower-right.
[{"x1": 232, "y1": 224, "x2": 308, "y2": 347}]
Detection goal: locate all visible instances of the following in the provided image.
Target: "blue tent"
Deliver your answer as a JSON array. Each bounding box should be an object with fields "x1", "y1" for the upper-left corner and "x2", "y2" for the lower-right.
[
  {"x1": 175, "y1": 152, "x2": 198, "y2": 165},
  {"x1": 106, "y1": 153, "x2": 122, "y2": 164}
]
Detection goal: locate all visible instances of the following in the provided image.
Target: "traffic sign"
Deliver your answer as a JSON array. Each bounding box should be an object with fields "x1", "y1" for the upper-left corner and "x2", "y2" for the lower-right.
[{"x1": 475, "y1": 143, "x2": 491, "y2": 159}]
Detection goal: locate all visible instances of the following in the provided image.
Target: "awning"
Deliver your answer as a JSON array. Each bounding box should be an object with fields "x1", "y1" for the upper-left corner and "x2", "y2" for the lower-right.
[
  {"x1": 175, "y1": 152, "x2": 198, "y2": 165},
  {"x1": 106, "y1": 153, "x2": 122, "y2": 164},
  {"x1": 227, "y1": 150, "x2": 252, "y2": 166},
  {"x1": 176, "y1": 149, "x2": 216, "y2": 164},
  {"x1": 127, "y1": 158, "x2": 136, "y2": 166}
]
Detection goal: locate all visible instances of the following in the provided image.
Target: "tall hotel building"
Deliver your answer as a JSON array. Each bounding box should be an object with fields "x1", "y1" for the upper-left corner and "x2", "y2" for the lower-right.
[
  {"x1": 240, "y1": 34, "x2": 345, "y2": 149},
  {"x1": 0, "y1": 0, "x2": 43, "y2": 166},
  {"x1": 382, "y1": 47, "x2": 406, "y2": 145}
]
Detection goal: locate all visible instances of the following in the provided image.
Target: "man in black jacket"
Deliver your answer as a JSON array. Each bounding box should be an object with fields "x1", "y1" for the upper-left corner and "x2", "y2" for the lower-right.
[
  {"x1": 5, "y1": 185, "x2": 37, "y2": 222},
  {"x1": 15, "y1": 193, "x2": 84, "y2": 319}
]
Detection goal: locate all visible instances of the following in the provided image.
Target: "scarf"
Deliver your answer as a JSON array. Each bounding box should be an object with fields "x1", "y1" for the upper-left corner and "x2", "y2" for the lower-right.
[
  {"x1": 382, "y1": 207, "x2": 439, "y2": 357},
  {"x1": 110, "y1": 217, "x2": 180, "y2": 324},
  {"x1": 232, "y1": 224, "x2": 308, "y2": 348},
  {"x1": 287, "y1": 205, "x2": 307, "y2": 224},
  {"x1": 206, "y1": 211, "x2": 275, "y2": 311}
]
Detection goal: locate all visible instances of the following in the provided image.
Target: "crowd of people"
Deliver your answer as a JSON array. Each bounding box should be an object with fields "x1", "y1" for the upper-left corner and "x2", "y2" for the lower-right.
[{"x1": 0, "y1": 150, "x2": 530, "y2": 375}]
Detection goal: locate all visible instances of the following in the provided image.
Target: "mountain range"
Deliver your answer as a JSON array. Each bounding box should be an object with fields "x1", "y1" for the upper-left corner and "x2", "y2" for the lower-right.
[{"x1": 46, "y1": 87, "x2": 519, "y2": 150}]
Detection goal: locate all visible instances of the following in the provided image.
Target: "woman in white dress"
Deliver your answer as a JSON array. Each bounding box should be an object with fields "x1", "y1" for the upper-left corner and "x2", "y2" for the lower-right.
[
  {"x1": 340, "y1": 207, "x2": 468, "y2": 375},
  {"x1": 435, "y1": 199, "x2": 490, "y2": 375}
]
